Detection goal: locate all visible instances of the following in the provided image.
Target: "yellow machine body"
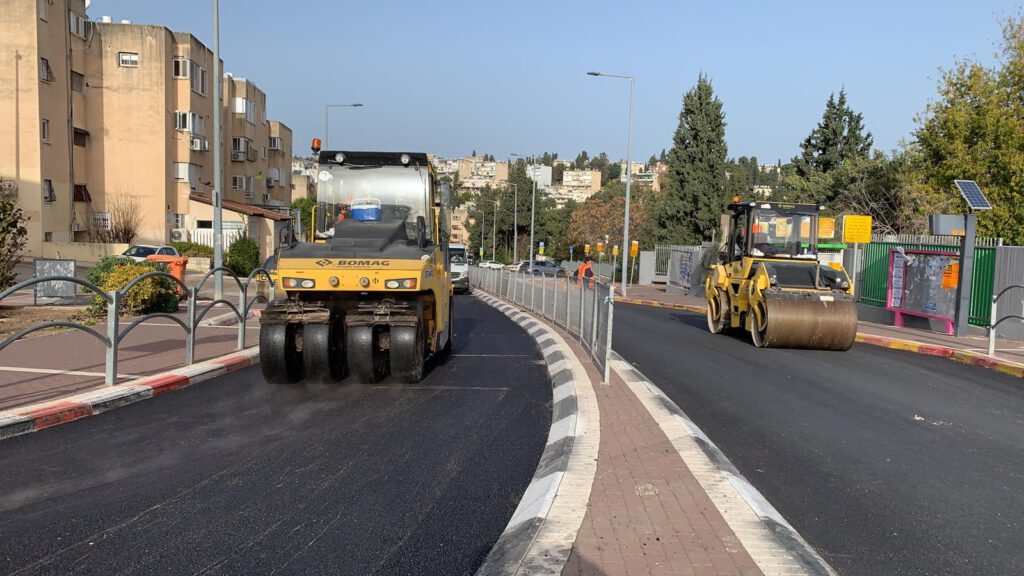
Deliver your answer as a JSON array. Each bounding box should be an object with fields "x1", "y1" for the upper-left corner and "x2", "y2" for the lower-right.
[{"x1": 704, "y1": 201, "x2": 857, "y2": 351}]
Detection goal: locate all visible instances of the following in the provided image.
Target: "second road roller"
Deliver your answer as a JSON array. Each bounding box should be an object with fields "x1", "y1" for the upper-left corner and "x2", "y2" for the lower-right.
[
  {"x1": 704, "y1": 199, "x2": 857, "y2": 350},
  {"x1": 259, "y1": 146, "x2": 453, "y2": 384}
]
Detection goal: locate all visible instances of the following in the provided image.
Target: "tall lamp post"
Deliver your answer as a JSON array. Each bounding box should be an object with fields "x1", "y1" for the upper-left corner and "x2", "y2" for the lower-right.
[
  {"x1": 487, "y1": 199, "x2": 499, "y2": 261},
  {"x1": 212, "y1": 0, "x2": 223, "y2": 299},
  {"x1": 323, "y1": 103, "x2": 364, "y2": 149},
  {"x1": 511, "y1": 153, "x2": 536, "y2": 270},
  {"x1": 587, "y1": 71, "x2": 634, "y2": 296}
]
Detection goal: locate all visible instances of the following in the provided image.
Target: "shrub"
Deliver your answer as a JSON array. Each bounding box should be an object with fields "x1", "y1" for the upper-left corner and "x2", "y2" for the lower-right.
[
  {"x1": 87, "y1": 259, "x2": 178, "y2": 317},
  {"x1": 0, "y1": 199, "x2": 28, "y2": 291},
  {"x1": 227, "y1": 236, "x2": 261, "y2": 277},
  {"x1": 169, "y1": 241, "x2": 214, "y2": 258}
]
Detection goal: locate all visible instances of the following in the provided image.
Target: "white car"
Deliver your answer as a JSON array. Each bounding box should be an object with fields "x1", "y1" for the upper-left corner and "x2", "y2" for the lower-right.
[
  {"x1": 478, "y1": 260, "x2": 504, "y2": 269},
  {"x1": 122, "y1": 245, "x2": 180, "y2": 262}
]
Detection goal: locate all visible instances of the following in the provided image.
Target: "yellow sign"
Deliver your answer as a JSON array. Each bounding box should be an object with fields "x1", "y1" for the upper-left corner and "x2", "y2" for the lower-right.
[
  {"x1": 584, "y1": 243, "x2": 591, "y2": 255},
  {"x1": 630, "y1": 240, "x2": 639, "y2": 258},
  {"x1": 942, "y1": 262, "x2": 959, "y2": 290},
  {"x1": 843, "y1": 215, "x2": 872, "y2": 244},
  {"x1": 597, "y1": 242, "x2": 605, "y2": 254},
  {"x1": 538, "y1": 245, "x2": 544, "y2": 255},
  {"x1": 773, "y1": 218, "x2": 791, "y2": 238},
  {"x1": 818, "y1": 217, "x2": 836, "y2": 239},
  {"x1": 612, "y1": 245, "x2": 619, "y2": 256}
]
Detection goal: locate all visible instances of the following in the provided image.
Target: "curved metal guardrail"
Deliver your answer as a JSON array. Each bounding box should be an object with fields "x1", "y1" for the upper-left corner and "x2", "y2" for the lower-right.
[
  {"x1": 989, "y1": 285, "x2": 1024, "y2": 357},
  {"x1": 0, "y1": 268, "x2": 275, "y2": 385}
]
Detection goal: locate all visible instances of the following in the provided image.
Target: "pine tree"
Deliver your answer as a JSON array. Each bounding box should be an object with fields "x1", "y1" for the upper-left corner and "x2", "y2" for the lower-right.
[
  {"x1": 795, "y1": 89, "x2": 873, "y2": 175},
  {"x1": 659, "y1": 75, "x2": 729, "y2": 244}
]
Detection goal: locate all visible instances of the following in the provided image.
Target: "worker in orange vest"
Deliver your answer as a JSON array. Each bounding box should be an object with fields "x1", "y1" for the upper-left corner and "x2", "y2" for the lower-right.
[{"x1": 575, "y1": 256, "x2": 595, "y2": 288}]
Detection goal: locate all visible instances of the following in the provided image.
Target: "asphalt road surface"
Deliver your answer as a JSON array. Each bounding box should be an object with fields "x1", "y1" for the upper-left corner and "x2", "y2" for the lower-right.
[
  {"x1": 0, "y1": 295, "x2": 551, "y2": 576},
  {"x1": 613, "y1": 303, "x2": 1024, "y2": 576}
]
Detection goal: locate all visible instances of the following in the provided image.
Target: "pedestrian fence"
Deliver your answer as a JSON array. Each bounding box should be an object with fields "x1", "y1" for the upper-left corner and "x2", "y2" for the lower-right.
[
  {"x1": 0, "y1": 268, "x2": 275, "y2": 386},
  {"x1": 653, "y1": 245, "x2": 672, "y2": 282},
  {"x1": 469, "y1": 266, "x2": 613, "y2": 382},
  {"x1": 666, "y1": 244, "x2": 712, "y2": 296},
  {"x1": 989, "y1": 285, "x2": 1024, "y2": 358}
]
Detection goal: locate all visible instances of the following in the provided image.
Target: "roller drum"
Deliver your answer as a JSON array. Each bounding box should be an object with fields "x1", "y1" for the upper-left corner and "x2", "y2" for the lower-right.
[{"x1": 754, "y1": 295, "x2": 857, "y2": 351}]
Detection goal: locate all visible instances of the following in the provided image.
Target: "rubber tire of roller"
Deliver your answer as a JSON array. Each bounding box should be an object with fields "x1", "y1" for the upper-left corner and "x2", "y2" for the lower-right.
[
  {"x1": 347, "y1": 325, "x2": 387, "y2": 383},
  {"x1": 751, "y1": 300, "x2": 769, "y2": 348},
  {"x1": 303, "y1": 319, "x2": 345, "y2": 384},
  {"x1": 260, "y1": 323, "x2": 303, "y2": 384},
  {"x1": 390, "y1": 323, "x2": 424, "y2": 384}
]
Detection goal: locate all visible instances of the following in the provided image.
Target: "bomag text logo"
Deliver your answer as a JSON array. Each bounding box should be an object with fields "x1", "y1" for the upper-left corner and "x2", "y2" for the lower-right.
[{"x1": 314, "y1": 258, "x2": 390, "y2": 267}]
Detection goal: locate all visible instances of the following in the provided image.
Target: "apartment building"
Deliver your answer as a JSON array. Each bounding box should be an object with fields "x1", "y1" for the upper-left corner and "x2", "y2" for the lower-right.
[
  {"x1": 291, "y1": 158, "x2": 315, "y2": 203},
  {"x1": 561, "y1": 169, "x2": 601, "y2": 195},
  {"x1": 526, "y1": 164, "x2": 552, "y2": 189},
  {"x1": 0, "y1": 2, "x2": 292, "y2": 259},
  {"x1": 450, "y1": 206, "x2": 469, "y2": 245},
  {"x1": 456, "y1": 156, "x2": 508, "y2": 191}
]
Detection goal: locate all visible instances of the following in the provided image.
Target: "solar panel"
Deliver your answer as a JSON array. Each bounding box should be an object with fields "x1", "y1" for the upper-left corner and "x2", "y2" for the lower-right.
[{"x1": 954, "y1": 180, "x2": 992, "y2": 210}]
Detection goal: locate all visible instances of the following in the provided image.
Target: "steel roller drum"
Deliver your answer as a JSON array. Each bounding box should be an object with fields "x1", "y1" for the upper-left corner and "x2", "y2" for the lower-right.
[{"x1": 754, "y1": 292, "x2": 858, "y2": 351}]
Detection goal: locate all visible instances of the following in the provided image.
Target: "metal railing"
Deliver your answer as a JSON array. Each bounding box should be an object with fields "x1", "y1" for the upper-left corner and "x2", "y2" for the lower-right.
[
  {"x1": 989, "y1": 285, "x2": 1024, "y2": 357},
  {"x1": 653, "y1": 245, "x2": 671, "y2": 282},
  {"x1": 0, "y1": 268, "x2": 275, "y2": 385},
  {"x1": 470, "y1": 266, "x2": 613, "y2": 382}
]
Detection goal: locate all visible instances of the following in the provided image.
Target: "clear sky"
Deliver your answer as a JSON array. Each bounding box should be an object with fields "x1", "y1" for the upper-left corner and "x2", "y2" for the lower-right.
[{"x1": 90, "y1": 0, "x2": 1018, "y2": 164}]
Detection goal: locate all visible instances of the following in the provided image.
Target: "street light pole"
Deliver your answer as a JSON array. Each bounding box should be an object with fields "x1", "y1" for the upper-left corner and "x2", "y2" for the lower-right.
[
  {"x1": 323, "y1": 103, "x2": 364, "y2": 149},
  {"x1": 587, "y1": 71, "x2": 634, "y2": 296},
  {"x1": 212, "y1": 0, "x2": 223, "y2": 300}
]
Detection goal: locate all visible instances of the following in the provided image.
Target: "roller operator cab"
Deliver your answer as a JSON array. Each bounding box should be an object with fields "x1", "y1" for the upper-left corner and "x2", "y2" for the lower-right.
[
  {"x1": 260, "y1": 150, "x2": 453, "y2": 384},
  {"x1": 704, "y1": 201, "x2": 858, "y2": 350}
]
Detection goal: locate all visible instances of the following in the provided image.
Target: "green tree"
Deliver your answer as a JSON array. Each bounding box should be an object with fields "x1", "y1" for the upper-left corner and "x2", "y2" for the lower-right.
[
  {"x1": 908, "y1": 16, "x2": 1024, "y2": 242},
  {"x1": 659, "y1": 75, "x2": 729, "y2": 244},
  {"x1": 0, "y1": 199, "x2": 28, "y2": 290},
  {"x1": 795, "y1": 89, "x2": 873, "y2": 177},
  {"x1": 574, "y1": 150, "x2": 590, "y2": 170},
  {"x1": 290, "y1": 196, "x2": 316, "y2": 240}
]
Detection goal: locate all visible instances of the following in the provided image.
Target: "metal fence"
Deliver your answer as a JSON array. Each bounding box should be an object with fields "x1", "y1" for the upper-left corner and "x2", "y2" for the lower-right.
[
  {"x1": 653, "y1": 245, "x2": 672, "y2": 283},
  {"x1": 0, "y1": 268, "x2": 274, "y2": 385},
  {"x1": 469, "y1": 266, "x2": 613, "y2": 382},
  {"x1": 666, "y1": 244, "x2": 710, "y2": 296}
]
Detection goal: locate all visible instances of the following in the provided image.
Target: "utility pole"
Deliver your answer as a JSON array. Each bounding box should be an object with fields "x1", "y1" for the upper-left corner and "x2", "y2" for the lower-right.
[{"x1": 212, "y1": 0, "x2": 223, "y2": 300}]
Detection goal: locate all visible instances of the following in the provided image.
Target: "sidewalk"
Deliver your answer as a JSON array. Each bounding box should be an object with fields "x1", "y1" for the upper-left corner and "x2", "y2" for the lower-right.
[{"x1": 617, "y1": 284, "x2": 1024, "y2": 369}]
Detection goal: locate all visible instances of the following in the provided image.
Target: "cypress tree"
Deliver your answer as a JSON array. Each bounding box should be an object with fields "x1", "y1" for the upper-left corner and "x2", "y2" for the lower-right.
[
  {"x1": 659, "y1": 75, "x2": 729, "y2": 244},
  {"x1": 796, "y1": 89, "x2": 873, "y2": 175}
]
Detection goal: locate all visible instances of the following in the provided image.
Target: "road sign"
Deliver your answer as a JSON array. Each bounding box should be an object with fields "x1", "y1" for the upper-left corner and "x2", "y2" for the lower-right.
[
  {"x1": 612, "y1": 245, "x2": 619, "y2": 256},
  {"x1": 539, "y1": 241, "x2": 545, "y2": 255},
  {"x1": 584, "y1": 243, "x2": 590, "y2": 255},
  {"x1": 843, "y1": 215, "x2": 872, "y2": 244},
  {"x1": 479, "y1": 247, "x2": 484, "y2": 257},
  {"x1": 629, "y1": 240, "x2": 639, "y2": 258},
  {"x1": 597, "y1": 242, "x2": 605, "y2": 254}
]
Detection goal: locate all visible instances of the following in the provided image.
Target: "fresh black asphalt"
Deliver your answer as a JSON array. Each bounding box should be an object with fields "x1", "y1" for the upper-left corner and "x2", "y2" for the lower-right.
[
  {"x1": 613, "y1": 303, "x2": 1024, "y2": 576},
  {"x1": 0, "y1": 295, "x2": 551, "y2": 576}
]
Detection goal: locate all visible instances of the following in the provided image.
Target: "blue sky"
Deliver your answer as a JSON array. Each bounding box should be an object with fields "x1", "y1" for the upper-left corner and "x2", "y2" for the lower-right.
[{"x1": 90, "y1": 1, "x2": 1017, "y2": 164}]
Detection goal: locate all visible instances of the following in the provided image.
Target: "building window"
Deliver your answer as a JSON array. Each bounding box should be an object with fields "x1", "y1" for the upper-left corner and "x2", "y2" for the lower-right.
[
  {"x1": 172, "y1": 59, "x2": 207, "y2": 95},
  {"x1": 269, "y1": 136, "x2": 282, "y2": 151},
  {"x1": 92, "y1": 211, "x2": 112, "y2": 230},
  {"x1": 42, "y1": 179, "x2": 55, "y2": 202},
  {"x1": 261, "y1": 146, "x2": 267, "y2": 160},
  {"x1": 41, "y1": 119, "x2": 50, "y2": 142},
  {"x1": 174, "y1": 111, "x2": 204, "y2": 136},
  {"x1": 172, "y1": 58, "x2": 188, "y2": 78},
  {"x1": 44, "y1": 232, "x2": 53, "y2": 242},
  {"x1": 39, "y1": 58, "x2": 54, "y2": 82},
  {"x1": 69, "y1": 12, "x2": 89, "y2": 39},
  {"x1": 118, "y1": 52, "x2": 139, "y2": 67},
  {"x1": 74, "y1": 184, "x2": 91, "y2": 201},
  {"x1": 73, "y1": 129, "x2": 88, "y2": 147},
  {"x1": 231, "y1": 137, "x2": 250, "y2": 153},
  {"x1": 173, "y1": 213, "x2": 187, "y2": 229},
  {"x1": 231, "y1": 176, "x2": 245, "y2": 190},
  {"x1": 193, "y1": 66, "x2": 207, "y2": 95},
  {"x1": 71, "y1": 71, "x2": 85, "y2": 93}
]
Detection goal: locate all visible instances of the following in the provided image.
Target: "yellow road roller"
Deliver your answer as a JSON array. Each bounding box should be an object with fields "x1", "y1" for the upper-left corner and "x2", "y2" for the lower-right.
[
  {"x1": 704, "y1": 200, "x2": 857, "y2": 350},
  {"x1": 260, "y1": 148, "x2": 453, "y2": 384}
]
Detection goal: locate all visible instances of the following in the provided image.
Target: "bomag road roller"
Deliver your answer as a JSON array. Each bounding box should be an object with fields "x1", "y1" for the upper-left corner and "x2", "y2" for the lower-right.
[
  {"x1": 704, "y1": 200, "x2": 857, "y2": 350},
  {"x1": 259, "y1": 148, "x2": 453, "y2": 384}
]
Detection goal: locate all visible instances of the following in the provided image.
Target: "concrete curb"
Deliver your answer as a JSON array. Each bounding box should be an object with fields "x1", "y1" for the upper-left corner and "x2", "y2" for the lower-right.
[
  {"x1": 0, "y1": 347, "x2": 260, "y2": 441},
  {"x1": 610, "y1": 352, "x2": 837, "y2": 576},
  {"x1": 617, "y1": 296, "x2": 1024, "y2": 379},
  {"x1": 473, "y1": 291, "x2": 600, "y2": 576}
]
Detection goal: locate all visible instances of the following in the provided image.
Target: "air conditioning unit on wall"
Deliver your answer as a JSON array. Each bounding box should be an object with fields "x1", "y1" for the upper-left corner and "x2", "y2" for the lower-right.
[
  {"x1": 191, "y1": 138, "x2": 209, "y2": 151},
  {"x1": 170, "y1": 228, "x2": 189, "y2": 242},
  {"x1": 231, "y1": 151, "x2": 246, "y2": 161}
]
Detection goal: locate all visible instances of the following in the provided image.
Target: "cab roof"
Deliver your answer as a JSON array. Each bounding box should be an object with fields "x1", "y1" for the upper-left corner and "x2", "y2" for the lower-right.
[{"x1": 318, "y1": 151, "x2": 429, "y2": 167}]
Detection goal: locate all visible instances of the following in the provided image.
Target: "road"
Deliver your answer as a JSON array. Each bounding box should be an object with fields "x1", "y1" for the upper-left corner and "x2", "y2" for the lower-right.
[
  {"x1": 0, "y1": 296, "x2": 551, "y2": 576},
  {"x1": 613, "y1": 303, "x2": 1024, "y2": 576}
]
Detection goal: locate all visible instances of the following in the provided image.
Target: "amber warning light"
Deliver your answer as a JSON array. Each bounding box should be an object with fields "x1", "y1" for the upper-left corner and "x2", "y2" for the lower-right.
[{"x1": 311, "y1": 138, "x2": 322, "y2": 153}]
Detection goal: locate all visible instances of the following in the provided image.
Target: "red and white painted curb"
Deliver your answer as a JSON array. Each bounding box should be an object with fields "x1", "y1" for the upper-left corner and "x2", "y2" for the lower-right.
[{"x1": 0, "y1": 347, "x2": 259, "y2": 441}]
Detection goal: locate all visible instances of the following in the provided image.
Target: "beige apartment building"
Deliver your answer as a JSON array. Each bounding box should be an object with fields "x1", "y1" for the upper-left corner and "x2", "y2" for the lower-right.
[
  {"x1": 456, "y1": 156, "x2": 508, "y2": 191},
  {"x1": 0, "y1": 1, "x2": 292, "y2": 260},
  {"x1": 561, "y1": 169, "x2": 602, "y2": 194}
]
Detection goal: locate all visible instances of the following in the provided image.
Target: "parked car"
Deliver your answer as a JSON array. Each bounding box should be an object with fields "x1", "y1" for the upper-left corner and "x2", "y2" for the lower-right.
[
  {"x1": 507, "y1": 261, "x2": 525, "y2": 271},
  {"x1": 478, "y1": 260, "x2": 504, "y2": 269},
  {"x1": 122, "y1": 245, "x2": 180, "y2": 262},
  {"x1": 525, "y1": 260, "x2": 567, "y2": 276}
]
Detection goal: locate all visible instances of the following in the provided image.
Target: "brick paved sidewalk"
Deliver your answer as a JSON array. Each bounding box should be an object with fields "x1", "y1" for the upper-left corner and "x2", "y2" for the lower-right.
[{"x1": 559, "y1": 333, "x2": 762, "y2": 576}]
